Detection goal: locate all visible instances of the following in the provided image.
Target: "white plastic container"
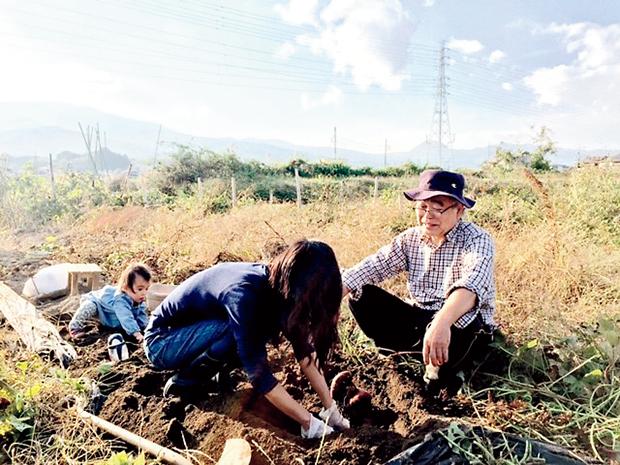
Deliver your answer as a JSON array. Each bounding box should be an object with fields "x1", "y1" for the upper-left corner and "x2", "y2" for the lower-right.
[{"x1": 22, "y1": 263, "x2": 71, "y2": 300}]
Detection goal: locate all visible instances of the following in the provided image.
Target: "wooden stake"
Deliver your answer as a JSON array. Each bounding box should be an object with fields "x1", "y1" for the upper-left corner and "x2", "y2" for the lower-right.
[
  {"x1": 197, "y1": 177, "x2": 203, "y2": 198},
  {"x1": 154, "y1": 124, "x2": 162, "y2": 164},
  {"x1": 75, "y1": 405, "x2": 193, "y2": 465},
  {"x1": 294, "y1": 168, "x2": 301, "y2": 208},
  {"x1": 373, "y1": 177, "x2": 378, "y2": 202},
  {"x1": 123, "y1": 163, "x2": 133, "y2": 194},
  {"x1": 231, "y1": 177, "x2": 237, "y2": 208},
  {"x1": 49, "y1": 153, "x2": 56, "y2": 201}
]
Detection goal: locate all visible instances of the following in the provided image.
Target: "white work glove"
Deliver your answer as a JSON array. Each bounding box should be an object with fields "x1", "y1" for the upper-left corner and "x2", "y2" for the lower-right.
[
  {"x1": 319, "y1": 402, "x2": 351, "y2": 430},
  {"x1": 301, "y1": 415, "x2": 334, "y2": 439}
]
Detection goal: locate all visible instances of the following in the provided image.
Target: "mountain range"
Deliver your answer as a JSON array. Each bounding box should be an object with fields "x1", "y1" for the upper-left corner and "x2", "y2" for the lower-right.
[{"x1": 0, "y1": 102, "x2": 615, "y2": 173}]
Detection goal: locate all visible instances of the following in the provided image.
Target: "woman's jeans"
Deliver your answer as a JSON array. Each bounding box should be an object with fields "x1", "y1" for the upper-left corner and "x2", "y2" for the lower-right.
[{"x1": 145, "y1": 319, "x2": 236, "y2": 377}]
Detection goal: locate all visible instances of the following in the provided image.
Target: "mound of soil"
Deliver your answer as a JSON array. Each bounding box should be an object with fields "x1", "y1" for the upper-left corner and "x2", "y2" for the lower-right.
[
  {"x1": 0, "y1": 246, "x2": 478, "y2": 465},
  {"x1": 62, "y1": 327, "x2": 475, "y2": 465}
]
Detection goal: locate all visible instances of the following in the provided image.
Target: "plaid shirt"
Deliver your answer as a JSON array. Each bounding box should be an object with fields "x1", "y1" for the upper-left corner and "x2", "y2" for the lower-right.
[{"x1": 342, "y1": 220, "x2": 496, "y2": 329}]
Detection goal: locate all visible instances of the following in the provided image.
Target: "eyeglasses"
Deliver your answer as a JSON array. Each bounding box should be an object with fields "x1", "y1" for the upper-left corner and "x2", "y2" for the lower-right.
[{"x1": 415, "y1": 203, "x2": 458, "y2": 217}]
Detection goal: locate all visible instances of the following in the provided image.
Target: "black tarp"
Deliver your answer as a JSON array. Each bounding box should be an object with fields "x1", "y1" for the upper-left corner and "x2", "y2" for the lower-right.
[{"x1": 384, "y1": 425, "x2": 591, "y2": 465}]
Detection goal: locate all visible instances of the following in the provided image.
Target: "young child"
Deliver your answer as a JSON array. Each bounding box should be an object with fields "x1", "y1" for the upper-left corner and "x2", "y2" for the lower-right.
[{"x1": 69, "y1": 263, "x2": 152, "y2": 343}]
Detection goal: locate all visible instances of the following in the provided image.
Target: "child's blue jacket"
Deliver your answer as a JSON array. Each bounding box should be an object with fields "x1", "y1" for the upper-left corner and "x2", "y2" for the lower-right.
[{"x1": 82, "y1": 285, "x2": 148, "y2": 335}]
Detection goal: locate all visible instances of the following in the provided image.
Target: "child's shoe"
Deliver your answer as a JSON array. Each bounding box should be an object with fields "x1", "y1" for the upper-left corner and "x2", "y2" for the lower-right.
[{"x1": 107, "y1": 333, "x2": 129, "y2": 362}]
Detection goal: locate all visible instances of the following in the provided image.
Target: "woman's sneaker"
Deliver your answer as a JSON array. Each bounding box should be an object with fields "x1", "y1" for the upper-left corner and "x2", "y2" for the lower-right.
[
  {"x1": 163, "y1": 373, "x2": 201, "y2": 398},
  {"x1": 163, "y1": 371, "x2": 231, "y2": 398}
]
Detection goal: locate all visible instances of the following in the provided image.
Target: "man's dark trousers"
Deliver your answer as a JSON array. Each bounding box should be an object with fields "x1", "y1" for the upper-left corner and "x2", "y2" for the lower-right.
[{"x1": 348, "y1": 285, "x2": 493, "y2": 381}]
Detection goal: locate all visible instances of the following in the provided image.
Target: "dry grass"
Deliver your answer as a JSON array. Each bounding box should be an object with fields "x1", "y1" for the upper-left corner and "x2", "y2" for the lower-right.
[
  {"x1": 491, "y1": 168, "x2": 620, "y2": 342},
  {"x1": 0, "y1": 348, "x2": 120, "y2": 464},
  {"x1": 57, "y1": 166, "x2": 620, "y2": 346},
  {"x1": 60, "y1": 197, "x2": 413, "y2": 294}
]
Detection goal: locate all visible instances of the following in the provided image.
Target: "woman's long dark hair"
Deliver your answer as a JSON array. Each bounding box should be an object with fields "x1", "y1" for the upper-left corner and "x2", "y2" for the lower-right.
[{"x1": 268, "y1": 239, "x2": 342, "y2": 371}]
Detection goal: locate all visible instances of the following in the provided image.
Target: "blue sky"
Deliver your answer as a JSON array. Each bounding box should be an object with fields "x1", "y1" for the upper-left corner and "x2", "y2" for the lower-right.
[{"x1": 1, "y1": 0, "x2": 619, "y2": 153}]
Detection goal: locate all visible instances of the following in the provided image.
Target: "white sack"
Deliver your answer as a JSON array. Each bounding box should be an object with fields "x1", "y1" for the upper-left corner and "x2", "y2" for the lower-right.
[{"x1": 22, "y1": 263, "x2": 71, "y2": 300}]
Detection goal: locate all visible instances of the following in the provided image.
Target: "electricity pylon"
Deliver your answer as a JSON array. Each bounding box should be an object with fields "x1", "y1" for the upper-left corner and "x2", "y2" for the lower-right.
[{"x1": 427, "y1": 41, "x2": 454, "y2": 168}]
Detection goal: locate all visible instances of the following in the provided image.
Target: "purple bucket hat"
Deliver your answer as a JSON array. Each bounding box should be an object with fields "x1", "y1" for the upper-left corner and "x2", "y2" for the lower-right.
[{"x1": 403, "y1": 170, "x2": 475, "y2": 208}]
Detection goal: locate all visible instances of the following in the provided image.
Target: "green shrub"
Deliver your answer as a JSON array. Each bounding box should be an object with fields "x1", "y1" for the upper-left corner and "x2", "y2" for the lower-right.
[{"x1": 0, "y1": 164, "x2": 110, "y2": 230}]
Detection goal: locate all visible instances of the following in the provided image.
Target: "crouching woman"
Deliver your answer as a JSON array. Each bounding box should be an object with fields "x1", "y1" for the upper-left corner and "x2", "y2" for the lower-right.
[{"x1": 143, "y1": 239, "x2": 349, "y2": 439}]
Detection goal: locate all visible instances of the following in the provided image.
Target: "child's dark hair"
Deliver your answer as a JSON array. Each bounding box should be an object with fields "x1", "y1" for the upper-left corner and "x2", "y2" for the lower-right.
[
  {"x1": 268, "y1": 239, "x2": 342, "y2": 371},
  {"x1": 118, "y1": 263, "x2": 152, "y2": 292}
]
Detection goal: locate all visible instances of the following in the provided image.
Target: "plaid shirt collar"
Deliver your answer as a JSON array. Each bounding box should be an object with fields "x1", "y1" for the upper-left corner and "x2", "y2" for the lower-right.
[{"x1": 421, "y1": 219, "x2": 464, "y2": 248}]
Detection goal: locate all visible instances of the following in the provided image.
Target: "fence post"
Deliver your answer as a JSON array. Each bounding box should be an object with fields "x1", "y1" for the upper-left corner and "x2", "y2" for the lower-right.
[
  {"x1": 294, "y1": 168, "x2": 301, "y2": 208},
  {"x1": 231, "y1": 177, "x2": 237, "y2": 208},
  {"x1": 48, "y1": 153, "x2": 56, "y2": 202},
  {"x1": 197, "y1": 177, "x2": 203, "y2": 198},
  {"x1": 373, "y1": 177, "x2": 378, "y2": 202},
  {"x1": 269, "y1": 189, "x2": 274, "y2": 204},
  {"x1": 122, "y1": 163, "x2": 132, "y2": 196}
]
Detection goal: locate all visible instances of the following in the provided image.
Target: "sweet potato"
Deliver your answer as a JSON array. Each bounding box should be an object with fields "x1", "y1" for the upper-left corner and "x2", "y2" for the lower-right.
[
  {"x1": 330, "y1": 370, "x2": 354, "y2": 403},
  {"x1": 348, "y1": 389, "x2": 371, "y2": 408}
]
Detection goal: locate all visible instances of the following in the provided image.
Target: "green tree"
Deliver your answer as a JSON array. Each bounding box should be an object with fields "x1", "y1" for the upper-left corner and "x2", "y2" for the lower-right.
[
  {"x1": 484, "y1": 126, "x2": 555, "y2": 172},
  {"x1": 529, "y1": 126, "x2": 554, "y2": 172}
]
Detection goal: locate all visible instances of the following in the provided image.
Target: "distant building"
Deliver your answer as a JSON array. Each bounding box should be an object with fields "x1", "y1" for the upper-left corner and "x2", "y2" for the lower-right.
[{"x1": 578, "y1": 153, "x2": 620, "y2": 167}]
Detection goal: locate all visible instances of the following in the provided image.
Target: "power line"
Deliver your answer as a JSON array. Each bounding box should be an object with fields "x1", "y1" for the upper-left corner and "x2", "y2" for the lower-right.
[
  {"x1": 7, "y1": 1, "x2": 544, "y2": 109},
  {"x1": 3, "y1": 37, "x2": 439, "y2": 95},
  {"x1": 3, "y1": 3, "x2": 444, "y2": 89},
  {"x1": 101, "y1": 0, "x2": 422, "y2": 62},
  {"x1": 3, "y1": 0, "x2": 579, "y2": 132},
  {"x1": 2, "y1": 5, "x2": 334, "y2": 76}
]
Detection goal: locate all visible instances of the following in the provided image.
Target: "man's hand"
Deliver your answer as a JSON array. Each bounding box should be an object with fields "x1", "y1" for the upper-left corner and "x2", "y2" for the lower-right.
[
  {"x1": 342, "y1": 284, "x2": 350, "y2": 299},
  {"x1": 423, "y1": 320, "x2": 451, "y2": 366},
  {"x1": 423, "y1": 288, "x2": 477, "y2": 366}
]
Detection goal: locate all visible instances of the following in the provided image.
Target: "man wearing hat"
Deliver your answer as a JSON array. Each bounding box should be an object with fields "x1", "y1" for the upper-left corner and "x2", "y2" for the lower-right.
[{"x1": 342, "y1": 169, "x2": 496, "y2": 390}]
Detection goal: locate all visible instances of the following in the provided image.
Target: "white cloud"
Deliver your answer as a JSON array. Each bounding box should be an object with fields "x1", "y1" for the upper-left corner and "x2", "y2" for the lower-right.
[
  {"x1": 275, "y1": 42, "x2": 297, "y2": 60},
  {"x1": 280, "y1": 0, "x2": 415, "y2": 91},
  {"x1": 545, "y1": 22, "x2": 587, "y2": 38},
  {"x1": 489, "y1": 49, "x2": 505, "y2": 63},
  {"x1": 274, "y1": 0, "x2": 319, "y2": 26},
  {"x1": 422, "y1": 0, "x2": 436, "y2": 6},
  {"x1": 301, "y1": 85, "x2": 343, "y2": 110},
  {"x1": 0, "y1": 47, "x2": 120, "y2": 107},
  {"x1": 0, "y1": 26, "x2": 219, "y2": 137},
  {"x1": 501, "y1": 82, "x2": 513, "y2": 91},
  {"x1": 541, "y1": 22, "x2": 620, "y2": 70},
  {"x1": 524, "y1": 65, "x2": 570, "y2": 106},
  {"x1": 525, "y1": 22, "x2": 620, "y2": 106},
  {"x1": 446, "y1": 38, "x2": 484, "y2": 55},
  {"x1": 521, "y1": 22, "x2": 620, "y2": 148}
]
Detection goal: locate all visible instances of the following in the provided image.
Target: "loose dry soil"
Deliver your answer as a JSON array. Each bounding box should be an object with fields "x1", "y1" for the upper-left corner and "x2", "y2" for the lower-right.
[{"x1": 0, "y1": 238, "x2": 484, "y2": 465}]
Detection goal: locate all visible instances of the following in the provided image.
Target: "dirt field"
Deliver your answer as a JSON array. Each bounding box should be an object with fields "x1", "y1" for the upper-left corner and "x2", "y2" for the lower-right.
[
  {"x1": 66, "y1": 337, "x2": 464, "y2": 465},
  {"x1": 0, "y1": 239, "x2": 485, "y2": 465}
]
